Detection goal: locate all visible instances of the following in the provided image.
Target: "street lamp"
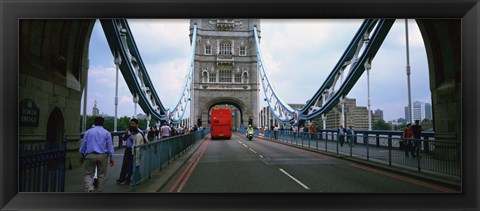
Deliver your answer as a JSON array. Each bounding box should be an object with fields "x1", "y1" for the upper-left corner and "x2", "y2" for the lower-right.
[
  {"x1": 114, "y1": 51, "x2": 121, "y2": 132},
  {"x1": 405, "y1": 19, "x2": 413, "y2": 123}
]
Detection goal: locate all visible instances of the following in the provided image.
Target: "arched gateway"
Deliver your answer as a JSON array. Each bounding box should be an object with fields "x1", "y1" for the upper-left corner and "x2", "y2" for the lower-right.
[{"x1": 189, "y1": 19, "x2": 261, "y2": 128}]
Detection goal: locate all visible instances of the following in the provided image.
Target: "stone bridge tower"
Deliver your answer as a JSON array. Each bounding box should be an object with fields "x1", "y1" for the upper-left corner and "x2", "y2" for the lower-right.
[{"x1": 189, "y1": 19, "x2": 260, "y2": 128}]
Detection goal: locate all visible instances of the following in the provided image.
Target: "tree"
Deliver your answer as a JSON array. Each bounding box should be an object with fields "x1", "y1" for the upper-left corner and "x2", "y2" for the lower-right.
[{"x1": 373, "y1": 119, "x2": 390, "y2": 130}]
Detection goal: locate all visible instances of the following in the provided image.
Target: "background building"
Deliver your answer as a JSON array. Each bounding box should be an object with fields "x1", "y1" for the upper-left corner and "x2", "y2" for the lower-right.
[
  {"x1": 92, "y1": 101, "x2": 99, "y2": 116},
  {"x1": 425, "y1": 103, "x2": 433, "y2": 120},
  {"x1": 405, "y1": 101, "x2": 433, "y2": 122},
  {"x1": 323, "y1": 98, "x2": 372, "y2": 130}
]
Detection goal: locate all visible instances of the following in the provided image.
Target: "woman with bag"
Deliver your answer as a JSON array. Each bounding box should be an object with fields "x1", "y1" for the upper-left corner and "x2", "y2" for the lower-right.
[{"x1": 402, "y1": 123, "x2": 414, "y2": 157}]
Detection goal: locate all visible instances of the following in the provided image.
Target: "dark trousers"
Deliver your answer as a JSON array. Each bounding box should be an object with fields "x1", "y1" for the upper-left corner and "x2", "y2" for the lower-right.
[
  {"x1": 404, "y1": 139, "x2": 413, "y2": 156},
  {"x1": 119, "y1": 147, "x2": 133, "y2": 182},
  {"x1": 339, "y1": 135, "x2": 345, "y2": 146}
]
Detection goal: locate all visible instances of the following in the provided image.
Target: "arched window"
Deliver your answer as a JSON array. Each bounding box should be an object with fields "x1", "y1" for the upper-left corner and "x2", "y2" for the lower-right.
[
  {"x1": 242, "y1": 72, "x2": 248, "y2": 84},
  {"x1": 46, "y1": 107, "x2": 64, "y2": 145},
  {"x1": 202, "y1": 71, "x2": 208, "y2": 83},
  {"x1": 219, "y1": 41, "x2": 232, "y2": 55}
]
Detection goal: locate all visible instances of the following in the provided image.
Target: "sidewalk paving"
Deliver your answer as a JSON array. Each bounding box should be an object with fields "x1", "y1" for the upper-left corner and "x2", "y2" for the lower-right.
[{"x1": 65, "y1": 138, "x2": 206, "y2": 193}]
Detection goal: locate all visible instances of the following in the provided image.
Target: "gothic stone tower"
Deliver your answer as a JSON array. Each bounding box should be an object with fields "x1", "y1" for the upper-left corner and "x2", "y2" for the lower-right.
[{"x1": 189, "y1": 19, "x2": 260, "y2": 128}]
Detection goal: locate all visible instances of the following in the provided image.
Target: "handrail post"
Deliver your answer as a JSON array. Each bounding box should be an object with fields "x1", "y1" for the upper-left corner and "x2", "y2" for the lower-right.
[{"x1": 388, "y1": 134, "x2": 392, "y2": 166}]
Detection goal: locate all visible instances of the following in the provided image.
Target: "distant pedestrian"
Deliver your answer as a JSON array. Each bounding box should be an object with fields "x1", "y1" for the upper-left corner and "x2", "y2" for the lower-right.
[
  {"x1": 346, "y1": 125, "x2": 355, "y2": 145},
  {"x1": 337, "y1": 125, "x2": 346, "y2": 147},
  {"x1": 160, "y1": 122, "x2": 171, "y2": 138},
  {"x1": 309, "y1": 122, "x2": 317, "y2": 140},
  {"x1": 411, "y1": 120, "x2": 423, "y2": 158},
  {"x1": 191, "y1": 125, "x2": 198, "y2": 133},
  {"x1": 79, "y1": 116, "x2": 115, "y2": 192},
  {"x1": 402, "y1": 123, "x2": 414, "y2": 157},
  {"x1": 147, "y1": 126, "x2": 156, "y2": 142}
]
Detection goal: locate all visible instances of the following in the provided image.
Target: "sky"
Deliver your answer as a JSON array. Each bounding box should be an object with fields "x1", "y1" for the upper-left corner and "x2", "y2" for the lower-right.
[{"x1": 82, "y1": 19, "x2": 430, "y2": 122}]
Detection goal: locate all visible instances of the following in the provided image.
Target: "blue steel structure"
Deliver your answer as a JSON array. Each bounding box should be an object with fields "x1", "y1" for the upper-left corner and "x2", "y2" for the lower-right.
[
  {"x1": 100, "y1": 19, "x2": 394, "y2": 126},
  {"x1": 100, "y1": 19, "x2": 197, "y2": 123},
  {"x1": 254, "y1": 19, "x2": 395, "y2": 124}
]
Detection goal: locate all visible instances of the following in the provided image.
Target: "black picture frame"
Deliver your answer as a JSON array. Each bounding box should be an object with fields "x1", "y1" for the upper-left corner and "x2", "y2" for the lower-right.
[{"x1": 2, "y1": 0, "x2": 479, "y2": 210}]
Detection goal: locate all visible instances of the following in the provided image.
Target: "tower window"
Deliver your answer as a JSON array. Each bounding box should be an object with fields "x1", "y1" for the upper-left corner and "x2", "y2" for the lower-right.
[
  {"x1": 219, "y1": 41, "x2": 232, "y2": 55},
  {"x1": 219, "y1": 70, "x2": 232, "y2": 83},
  {"x1": 239, "y1": 46, "x2": 246, "y2": 56},
  {"x1": 235, "y1": 73, "x2": 242, "y2": 83},
  {"x1": 205, "y1": 45, "x2": 212, "y2": 55},
  {"x1": 209, "y1": 72, "x2": 217, "y2": 83}
]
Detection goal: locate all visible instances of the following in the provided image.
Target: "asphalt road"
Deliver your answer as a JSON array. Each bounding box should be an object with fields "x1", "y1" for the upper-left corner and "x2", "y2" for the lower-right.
[{"x1": 160, "y1": 133, "x2": 454, "y2": 193}]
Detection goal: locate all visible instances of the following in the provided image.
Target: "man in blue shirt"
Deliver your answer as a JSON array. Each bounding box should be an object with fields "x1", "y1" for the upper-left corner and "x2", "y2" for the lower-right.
[{"x1": 79, "y1": 116, "x2": 115, "y2": 192}]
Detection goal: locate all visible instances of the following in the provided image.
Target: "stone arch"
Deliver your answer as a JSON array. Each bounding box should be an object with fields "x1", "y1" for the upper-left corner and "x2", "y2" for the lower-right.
[
  {"x1": 415, "y1": 19, "x2": 460, "y2": 142},
  {"x1": 202, "y1": 97, "x2": 251, "y2": 128},
  {"x1": 46, "y1": 107, "x2": 65, "y2": 145}
]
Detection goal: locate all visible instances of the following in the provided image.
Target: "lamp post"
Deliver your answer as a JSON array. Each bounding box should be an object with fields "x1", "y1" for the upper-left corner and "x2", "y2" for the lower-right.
[
  {"x1": 133, "y1": 93, "x2": 139, "y2": 118},
  {"x1": 114, "y1": 51, "x2": 121, "y2": 132},
  {"x1": 365, "y1": 58, "x2": 372, "y2": 130},
  {"x1": 405, "y1": 19, "x2": 413, "y2": 123}
]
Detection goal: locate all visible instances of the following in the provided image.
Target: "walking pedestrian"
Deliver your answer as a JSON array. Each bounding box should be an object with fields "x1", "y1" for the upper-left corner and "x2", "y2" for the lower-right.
[
  {"x1": 411, "y1": 120, "x2": 423, "y2": 158},
  {"x1": 147, "y1": 126, "x2": 156, "y2": 142},
  {"x1": 346, "y1": 125, "x2": 355, "y2": 146},
  {"x1": 337, "y1": 125, "x2": 346, "y2": 147},
  {"x1": 403, "y1": 123, "x2": 414, "y2": 157},
  {"x1": 160, "y1": 121, "x2": 171, "y2": 138},
  {"x1": 79, "y1": 116, "x2": 115, "y2": 192},
  {"x1": 309, "y1": 122, "x2": 317, "y2": 140}
]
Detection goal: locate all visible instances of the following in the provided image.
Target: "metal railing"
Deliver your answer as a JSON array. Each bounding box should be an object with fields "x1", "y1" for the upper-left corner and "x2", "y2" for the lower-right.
[
  {"x1": 19, "y1": 141, "x2": 67, "y2": 192},
  {"x1": 131, "y1": 129, "x2": 210, "y2": 190},
  {"x1": 263, "y1": 130, "x2": 461, "y2": 178}
]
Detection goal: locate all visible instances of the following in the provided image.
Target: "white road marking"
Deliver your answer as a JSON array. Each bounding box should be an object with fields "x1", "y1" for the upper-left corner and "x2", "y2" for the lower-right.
[
  {"x1": 279, "y1": 168, "x2": 310, "y2": 190},
  {"x1": 242, "y1": 144, "x2": 248, "y2": 148},
  {"x1": 249, "y1": 148, "x2": 257, "y2": 154},
  {"x1": 259, "y1": 155, "x2": 264, "y2": 158}
]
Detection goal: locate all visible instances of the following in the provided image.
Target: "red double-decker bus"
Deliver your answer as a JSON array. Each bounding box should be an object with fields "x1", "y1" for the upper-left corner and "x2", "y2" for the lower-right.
[{"x1": 210, "y1": 108, "x2": 232, "y2": 139}]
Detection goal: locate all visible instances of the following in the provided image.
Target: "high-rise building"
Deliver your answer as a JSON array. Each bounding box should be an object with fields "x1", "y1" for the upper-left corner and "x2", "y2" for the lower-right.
[
  {"x1": 373, "y1": 109, "x2": 384, "y2": 122},
  {"x1": 405, "y1": 101, "x2": 432, "y2": 122},
  {"x1": 404, "y1": 106, "x2": 411, "y2": 123},
  {"x1": 425, "y1": 103, "x2": 432, "y2": 120},
  {"x1": 412, "y1": 101, "x2": 424, "y2": 121}
]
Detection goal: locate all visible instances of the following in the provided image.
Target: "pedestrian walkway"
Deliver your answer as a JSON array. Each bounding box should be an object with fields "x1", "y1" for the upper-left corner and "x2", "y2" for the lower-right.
[
  {"x1": 65, "y1": 137, "x2": 206, "y2": 192},
  {"x1": 65, "y1": 147, "x2": 130, "y2": 192}
]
